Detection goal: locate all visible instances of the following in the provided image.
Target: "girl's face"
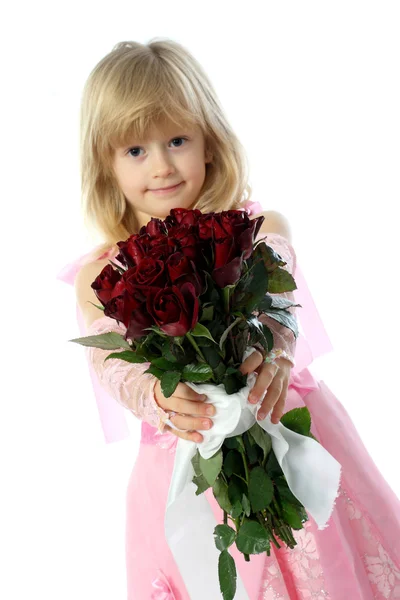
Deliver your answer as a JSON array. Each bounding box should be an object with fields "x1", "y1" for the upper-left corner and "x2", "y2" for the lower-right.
[{"x1": 112, "y1": 121, "x2": 213, "y2": 230}]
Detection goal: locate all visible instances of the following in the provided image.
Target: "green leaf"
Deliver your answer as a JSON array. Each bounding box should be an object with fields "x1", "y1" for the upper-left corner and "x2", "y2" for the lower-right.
[
  {"x1": 280, "y1": 407, "x2": 311, "y2": 437},
  {"x1": 160, "y1": 371, "x2": 181, "y2": 398},
  {"x1": 69, "y1": 332, "x2": 132, "y2": 351},
  {"x1": 267, "y1": 266, "x2": 297, "y2": 294},
  {"x1": 200, "y1": 304, "x2": 214, "y2": 322},
  {"x1": 275, "y1": 476, "x2": 304, "y2": 508},
  {"x1": 191, "y1": 322, "x2": 217, "y2": 344},
  {"x1": 241, "y1": 493, "x2": 251, "y2": 517},
  {"x1": 223, "y1": 437, "x2": 239, "y2": 450},
  {"x1": 281, "y1": 501, "x2": 305, "y2": 530},
  {"x1": 243, "y1": 431, "x2": 259, "y2": 465},
  {"x1": 218, "y1": 550, "x2": 237, "y2": 600},
  {"x1": 258, "y1": 308, "x2": 299, "y2": 339},
  {"x1": 192, "y1": 474, "x2": 211, "y2": 495},
  {"x1": 219, "y1": 316, "x2": 244, "y2": 352},
  {"x1": 228, "y1": 479, "x2": 244, "y2": 519},
  {"x1": 248, "y1": 423, "x2": 272, "y2": 463},
  {"x1": 236, "y1": 519, "x2": 270, "y2": 555},
  {"x1": 242, "y1": 259, "x2": 270, "y2": 314},
  {"x1": 143, "y1": 365, "x2": 164, "y2": 379},
  {"x1": 152, "y1": 357, "x2": 184, "y2": 371},
  {"x1": 87, "y1": 300, "x2": 105, "y2": 311},
  {"x1": 104, "y1": 350, "x2": 147, "y2": 363},
  {"x1": 248, "y1": 466, "x2": 274, "y2": 512},
  {"x1": 182, "y1": 362, "x2": 214, "y2": 381},
  {"x1": 191, "y1": 450, "x2": 202, "y2": 477},
  {"x1": 213, "y1": 524, "x2": 236, "y2": 551},
  {"x1": 213, "y1": 477, "x2": 233, "y2": 513},
  {"x1": 223, "y1": 449, "x2": 244, "y2": 479},
  {"x1": 199, "y1": 448, "x2": 223, "y2": 486}
]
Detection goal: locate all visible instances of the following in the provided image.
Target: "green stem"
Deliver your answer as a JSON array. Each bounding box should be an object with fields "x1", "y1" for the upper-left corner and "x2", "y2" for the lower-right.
[
  {"x1": 257, "y1": 512, "x2": 281, "y2": 549},
  {"x1": 222, "y1": 287, "x2": 230, "y2": 314},
  {"x1": 186, "y1": 332, "x2": 207, "y2": 361},
  {"x1": 238, "y1": 446, "x2": 250, "y2": 485},
  {"x1": 185, "y1": 332, "x2": 216, "y2": 382}
]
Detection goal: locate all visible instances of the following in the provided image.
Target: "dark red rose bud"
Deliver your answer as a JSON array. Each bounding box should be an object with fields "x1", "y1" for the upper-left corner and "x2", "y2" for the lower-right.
[
  {"x1": 116, "y1": 235, "x2": 148, "y2": 268},
  {"x1": 104, "y1": 290, "x2": 141, "y2": 329},
  {"x1": 212, "y1": 254, "x2": 244, "y2": 287},
  {"x1": 147, "y1": 282, "x2": 199, "y2": 336},
  {"x1": 130, "y1": 257, "x2": 166, "y2": 287},
  {"x1": 197, "y1": 213, "x2": 219, "y2": 241},
  {"x1": 148, "y1": 237, "x2": 177, "y2": 261},
  {"x1": 167, "y1": 208, "x2": 202, "y2": 226},
  {"x1": 214, "y1": 238, "x2": 238, "y2": 270},
  {"x1": 126, "y1": 306, "x2": 155, "y2": 339},
  {"x1": 166, "y1": 252, "x2": 192, "y2": 282},
  {"x1": 91, "y1": 265, "x2": 122, "y2": 306},
  {"x1": 142, "y1": 218, "x2": 167, "y2": 237},
  {"x1": 237, "y1": 215, "x2": 265, "y2": 259}
]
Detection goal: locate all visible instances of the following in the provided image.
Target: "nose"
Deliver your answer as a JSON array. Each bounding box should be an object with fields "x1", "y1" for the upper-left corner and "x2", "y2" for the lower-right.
[{"x1": 151, "y1": 148, "x2": 176, "y2": 176}]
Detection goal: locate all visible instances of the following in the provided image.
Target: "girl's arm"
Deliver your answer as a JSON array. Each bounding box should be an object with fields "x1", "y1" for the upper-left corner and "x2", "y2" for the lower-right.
[
  {"x1": 74, "y1": 259, "x2": 171, "y2": 433},
  {"x1": 253, "y1": 231, "x2": 298, "y2": 367}
]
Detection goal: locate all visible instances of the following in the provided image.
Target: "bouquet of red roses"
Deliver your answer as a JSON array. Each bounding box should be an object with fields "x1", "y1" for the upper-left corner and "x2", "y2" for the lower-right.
[{"x1": 71, "y1": 208, "x2": 340, "y2": 600}]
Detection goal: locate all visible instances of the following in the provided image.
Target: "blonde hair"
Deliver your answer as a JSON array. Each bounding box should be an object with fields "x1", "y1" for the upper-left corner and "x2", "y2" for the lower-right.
[{"x1": 80, "y1": 38, "x2": 253, "y2": 261}]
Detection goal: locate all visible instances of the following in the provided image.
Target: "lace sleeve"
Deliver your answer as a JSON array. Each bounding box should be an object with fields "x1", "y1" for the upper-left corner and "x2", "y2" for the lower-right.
[
  {"x1": 85, "y1": 315, "x2": 170, "y2": 433},
  {"x1": 253, "y1": 232, "x2": 298, "y2": 368}
]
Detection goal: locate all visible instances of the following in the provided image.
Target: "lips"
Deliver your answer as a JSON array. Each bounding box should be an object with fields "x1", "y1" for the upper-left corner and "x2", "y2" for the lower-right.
[
  {"x1": 151, "y1": 182, "x2": 181, "y2": 191},
  {"x1": 149, "y1": 182, "x2": 184, "y2": 194}
]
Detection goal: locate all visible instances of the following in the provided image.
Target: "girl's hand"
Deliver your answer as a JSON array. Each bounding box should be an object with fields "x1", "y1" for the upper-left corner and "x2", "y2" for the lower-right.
[
  {"x1": 239, "y1": 349, "x2": 292, "y2": 424},
  {"x1": 154, "y1": 380, "x2": 215, "y2": 443}
]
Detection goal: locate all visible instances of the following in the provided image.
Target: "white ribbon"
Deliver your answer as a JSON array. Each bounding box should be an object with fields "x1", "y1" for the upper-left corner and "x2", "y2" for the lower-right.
[{"x1": 164, "y1": 347, "x2": 342, "y2": 600}]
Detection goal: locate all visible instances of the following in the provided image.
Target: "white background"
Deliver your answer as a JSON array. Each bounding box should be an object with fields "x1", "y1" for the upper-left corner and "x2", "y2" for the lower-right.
[{"x1": 2, "y1": 1, "x2": 399, "y2": 598}]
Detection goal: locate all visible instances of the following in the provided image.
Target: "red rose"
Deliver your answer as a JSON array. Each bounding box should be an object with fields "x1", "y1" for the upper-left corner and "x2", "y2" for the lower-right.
[
  {"x1": 104, "y1": 289, "x2": 142, "y2": 329},
  {"x1": 116, "y1": 234, "x2": 148, "y2": 268},
  {"x1": 168, "y1": 227, "x2": 200, "y2": 261},
  {"x1": 166, "y1": 252, "x2": 205, "y2": 295},
  {"x1": 125, "y1": 304, "x2": 156, "y2": 339},
  {"x1": 147, "y1": 282, "x2": 199, "y2": 336},
  {"x1": 91, "y1": 265, "x2": 124, "y2": 306},
  {"x1": 212, "y1": 235, "x2": 244, "y2": 287},
  {"x1": 148, "y1": 241, "x2": 177, "y2": 262},
  {"x1": 212, "y1": 254, "x2": 244, "y2": 287},
  {"x1": 139, "y1": 217, "x2": 167, "y2": 237},
  {"x1": 165, "y1": 208, "x2": 202, "y2": 227},
  {"x1": 197, "y1": 213, "x2": 221, "y2": 241},
  {"x1": 125, "y1": 257, "x2": 167, "y2": 288}
]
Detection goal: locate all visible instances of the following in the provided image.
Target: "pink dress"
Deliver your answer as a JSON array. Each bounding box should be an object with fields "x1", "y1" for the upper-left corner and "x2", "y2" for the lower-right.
[{"x1": 57, "y1": 202, "x2": 400, "y2": 599}]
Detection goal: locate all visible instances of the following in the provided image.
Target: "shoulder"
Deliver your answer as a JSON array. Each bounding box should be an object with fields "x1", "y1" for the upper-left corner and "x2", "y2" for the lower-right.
[{"x1": 250, "y1": 210, "x2": 293, "y2": 244}]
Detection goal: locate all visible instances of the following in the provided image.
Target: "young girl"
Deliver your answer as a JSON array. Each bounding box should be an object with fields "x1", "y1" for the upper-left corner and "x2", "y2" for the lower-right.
[{"x1": 58, "y1": 39, "x2": 400, "y2": 599}]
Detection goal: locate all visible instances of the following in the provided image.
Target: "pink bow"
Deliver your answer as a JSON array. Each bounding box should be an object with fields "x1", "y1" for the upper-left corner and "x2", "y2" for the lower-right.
[
  {"x1": 151, "y1": 569, "x2": 177, "y2": 600},
  {"x1": 289, "y1": 367, "x2": 320, "y2": 400}
]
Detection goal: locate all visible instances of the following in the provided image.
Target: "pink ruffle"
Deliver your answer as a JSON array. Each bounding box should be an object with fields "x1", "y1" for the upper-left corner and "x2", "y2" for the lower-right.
[{"x1": 151, "y1": 569, "x2": 176, "y2": 600}]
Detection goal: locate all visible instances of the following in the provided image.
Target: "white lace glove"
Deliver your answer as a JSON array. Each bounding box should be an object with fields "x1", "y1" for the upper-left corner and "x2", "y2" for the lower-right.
[{"x1": 85, "y1": 315, "x2": 171, "y2": 433}]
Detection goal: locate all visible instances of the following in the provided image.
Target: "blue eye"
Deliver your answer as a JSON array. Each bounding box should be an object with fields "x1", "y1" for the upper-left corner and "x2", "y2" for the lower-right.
[{"x1": 127, "y1": 137, "x2": 188, "y2": 158}]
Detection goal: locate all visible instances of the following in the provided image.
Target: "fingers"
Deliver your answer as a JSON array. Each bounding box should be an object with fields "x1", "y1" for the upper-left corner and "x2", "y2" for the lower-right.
[
  {"x1": 238, "y1": 348, "x2": 264, "y2": 375},
  {"x1": 170, "y1": 413, "x2": 214, "y2": 434},
  {"x1": 270, "y1": 385, "x2": 287, "y2": 424},
  {"x1": 256, "y1": 373, "x2": 287, "y2": 420},
  {"x1": 163, "y1": 423, "x2": 204, "y2": 443},
  {"x1": 248, "y1": 362, "x2": 280, "y2": 404}
]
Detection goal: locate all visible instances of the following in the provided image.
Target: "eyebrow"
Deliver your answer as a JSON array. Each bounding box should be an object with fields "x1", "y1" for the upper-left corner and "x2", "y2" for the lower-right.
[{"x1": 122, "y1": 131, "x2": 193, "y2": 148}]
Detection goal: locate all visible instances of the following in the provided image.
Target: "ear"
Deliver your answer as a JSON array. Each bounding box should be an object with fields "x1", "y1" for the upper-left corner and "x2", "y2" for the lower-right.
[{"x1": 205, "y1": 148, "x2": 213, "y2": 163}]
